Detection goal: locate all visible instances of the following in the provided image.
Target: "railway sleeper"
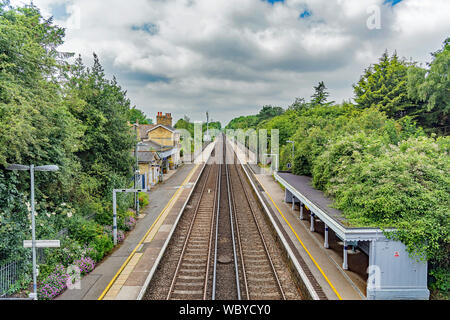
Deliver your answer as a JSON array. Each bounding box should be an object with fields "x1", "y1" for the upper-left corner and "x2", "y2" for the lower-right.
[
  {"x1": 178, "y1": 269, "x2": 206, "y2": 276},
  {"x1": 177, "y1": 275, "x2": 205, "y2": 280},
  {"x1": 180, "y1": 263, "x2": 207, "y2": 268},
  {"x1": 174, "y1": 282, "x2": 204, "y2": 288},
  {"x1": 172, "y1": 290, "x2": 203, "y2": 296}
]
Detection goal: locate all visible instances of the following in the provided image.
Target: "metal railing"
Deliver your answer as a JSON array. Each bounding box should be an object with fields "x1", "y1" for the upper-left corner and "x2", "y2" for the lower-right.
[{"x1": 0, "y1": 260, "x2": 22, "y2": 297}]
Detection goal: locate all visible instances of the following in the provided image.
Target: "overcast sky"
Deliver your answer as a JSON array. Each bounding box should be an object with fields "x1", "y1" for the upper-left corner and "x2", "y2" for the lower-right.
[{"x1": 10, "y1": 0, "x2": 450, "y2": 125}]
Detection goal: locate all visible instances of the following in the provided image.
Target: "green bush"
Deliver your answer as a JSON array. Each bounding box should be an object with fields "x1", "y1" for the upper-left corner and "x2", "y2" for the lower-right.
[
  {"x1": 330, "y1": 136, "x2": 449, "y2": 291},
  {"x1": 289, "y1": 103, "x2": 359, "y2": 176},
  {"x1": 37, "y1": 238, "x2": 85, "y2": 282},
  {"x1": 139, "y1": 192, "x2": 149, "y2": 208},
  {"x1": 89, "y1": 234, "x2": 114, "y2": 263},
  {"x1": 67, "y1": 216, "x2": 104, "y2": 244},
  {"x1": 430, "y1": 267, "x2": 450, "y2": 293},
  {"x1": 312, "y1": 132, "x2": 385, "y2": 193},
  {"x1": 94, "y1": 206, "x2": 112, "y2": 226},
  {"x1": 286, "y1": 107, "x2": 423, "y2": 177},
  {"x1": 45, "y1": 238, "x2": 85, "y2": 268}
]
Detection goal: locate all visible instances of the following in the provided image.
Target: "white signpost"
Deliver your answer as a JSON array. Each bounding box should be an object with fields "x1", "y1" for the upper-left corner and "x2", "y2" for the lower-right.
[
  {"x1": 23, "y1": 240, "x2": 61, "y2": 248},
  {"x1": 113, "y1": 189, "x2": 147, "y2": 245},
  {"x1": 23, "y1": 239, "x2": 60, "y2": 300}
]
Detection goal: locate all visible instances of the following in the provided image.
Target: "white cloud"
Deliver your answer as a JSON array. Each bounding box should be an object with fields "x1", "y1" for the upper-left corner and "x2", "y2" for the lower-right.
[{"x1": 9, "y1": 0, "x2": 449, "y2": 125}]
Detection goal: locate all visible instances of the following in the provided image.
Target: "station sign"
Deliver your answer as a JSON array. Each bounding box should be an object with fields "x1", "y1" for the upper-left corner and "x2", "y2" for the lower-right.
[{"x1": 23, "y1": 240, "x2": 61, "y2": 248}]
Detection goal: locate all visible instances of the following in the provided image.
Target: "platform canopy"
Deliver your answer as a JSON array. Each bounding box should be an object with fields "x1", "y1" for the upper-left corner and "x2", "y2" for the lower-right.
[
  {"x1": 275, "y1": 171, "x2": 429, "y2": 300},
  {"x1": 276, "y1": 172, "x2": 393, "y2": 242},
  {"x1": 158, "y1": 148, "x2": 178, "y2": 160}
]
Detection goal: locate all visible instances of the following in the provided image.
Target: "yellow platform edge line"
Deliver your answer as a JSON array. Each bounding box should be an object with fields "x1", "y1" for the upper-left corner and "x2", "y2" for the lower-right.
[
  {"x1": 257, "y1": 178, "x2": 343, "y2": 300},
  {"x1": 98, "y1": 164, "x2": 200, "y2": 300}
]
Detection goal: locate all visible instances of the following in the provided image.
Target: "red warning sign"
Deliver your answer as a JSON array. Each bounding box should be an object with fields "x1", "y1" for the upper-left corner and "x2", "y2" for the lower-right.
[{"x1": 394, "y1": 252, "x2": 400, "y2": 258}]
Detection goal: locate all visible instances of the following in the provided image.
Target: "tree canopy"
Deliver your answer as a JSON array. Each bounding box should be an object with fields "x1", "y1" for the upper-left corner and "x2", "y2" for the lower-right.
[
  {"x1": 128, "y1": 108, "x2": 152, "y2": 125},
  {"x1": 0, "y1": 3, "x2": 143, "y2": 294},
  {"x1": 353, "y1": 51, "x2": 418, "y2": 119},
  {"x1": 407, "y1": 39, "x2": 450, "y2": 135},
  {"x1": 226, "y1": 105, "x2": 284, "y2": 130}
]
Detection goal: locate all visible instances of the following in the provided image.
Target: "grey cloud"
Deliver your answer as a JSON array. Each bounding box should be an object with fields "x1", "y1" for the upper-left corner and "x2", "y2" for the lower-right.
[{"x1": 29, "y1": 0, "x2": 449, "y2": 126}]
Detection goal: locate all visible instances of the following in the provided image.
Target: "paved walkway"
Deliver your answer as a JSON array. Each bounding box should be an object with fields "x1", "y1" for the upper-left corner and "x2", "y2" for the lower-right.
[
  {"x1": 57, "y1": 163, "x2": 197, "y2": 300},
  {"x1": 230, "y1": 141, "x2": 365, "y2": 300}
]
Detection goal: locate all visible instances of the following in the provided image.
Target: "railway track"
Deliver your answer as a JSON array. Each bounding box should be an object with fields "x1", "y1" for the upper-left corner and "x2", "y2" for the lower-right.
[
  {"x1": 225, "y1": 142, "x2": 286, "y2": 300},
  {"x1": 210, "y1": 137, "x2": 241, "y2": 300},
  {"x1": 166, "y1": 163, "x2": 219, "y2": 300},
  {"x1": 145, "y1": 136, "x2": 302, "y2": 301}
]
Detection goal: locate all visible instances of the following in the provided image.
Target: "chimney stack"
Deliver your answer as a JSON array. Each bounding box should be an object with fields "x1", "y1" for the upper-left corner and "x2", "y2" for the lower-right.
[{"x1": 157, "y1": 112, "x2": 173, "y2": 127}]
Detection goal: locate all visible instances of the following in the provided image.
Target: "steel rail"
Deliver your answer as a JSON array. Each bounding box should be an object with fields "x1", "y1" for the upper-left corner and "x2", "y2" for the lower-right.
[
  {"x1": 166, "y1": 163, "x2": 214, "y2": 300},
  {"x1": 226, "y1": 143, "x2": 250, "y2": 300},
  {"x1": 204, "y1": 158, "x2": 220, "y2": 299},
  {"x1": 226, "y1": 160, "x2": 243, "y2": 299},
  {"x1": 211, "y1": 162, "x2": 221, "y2": 300}
]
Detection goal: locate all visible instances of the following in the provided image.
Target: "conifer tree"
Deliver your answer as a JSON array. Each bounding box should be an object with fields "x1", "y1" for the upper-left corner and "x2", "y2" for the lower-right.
[
  {"x1": 353, "y1": 51, "x2": 417, "y2": 119},
  {"x1": 311, "y1": 81, "x2": 332, "y2": 106}
]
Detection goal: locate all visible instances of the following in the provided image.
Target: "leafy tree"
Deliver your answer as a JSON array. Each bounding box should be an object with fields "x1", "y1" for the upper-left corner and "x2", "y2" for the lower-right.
[
  {"x1": 0, "y1": 2, "x2": 83, "y2": 200},
  {"x1": 0, "y1": 2, "x2": 84, "y2": 279},
  {"x1": 408, "y1": 39, "x2": 450, "y2": 135},
  {"x1": 226, "y1": 106, "x2": 284, "y2": 130},
  {"x1": 257, "y1": 109, "x2": 301, "y2": 147},
  {"x1": 226, "y1": 115, "x2": 259, "y2": 130},
  {"x1": 128, "y1": 107, "x2": 151, "y2": 125},
  {"x1": 288, "y1": 97, "x2": 309, "y2": 112},
  {"x1": 353, "y1": 51, "x2": 418, "y2": 119},
  {"x1": 258, "y1": 105, "x2": 284, "y2": 121},
  {"x1": 0, "y1": 2, "x2": 143, "y2": 296},
  {"x1": 205, "y1": 121, "x2": 221, "y2": 131},
  {"x1": 65, "y1": 53, "x2": 136, "y2": 201},
  {"x1": 174, "y1": 118, "x2": 194, "y2": 136},
  {"x1": 175, "y1": 117, "x2": 221, "y2": 139}
]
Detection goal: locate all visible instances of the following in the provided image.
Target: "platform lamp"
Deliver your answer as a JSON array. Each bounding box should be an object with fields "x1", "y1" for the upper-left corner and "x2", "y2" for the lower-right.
[
  {"x1": 6, "y1": 164, "x2": 60, "y2": 300},
  {"x1": 286, "y1": 140, "x2": 295, "y2": 170},
  {"x1": 135, "y1": 142, "x2": 147, "y2": 216}
]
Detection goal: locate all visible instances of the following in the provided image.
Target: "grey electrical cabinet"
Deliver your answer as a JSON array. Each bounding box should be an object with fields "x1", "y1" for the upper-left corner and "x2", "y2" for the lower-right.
[{"x1": 367, "y1": 240, "x2": 430, "y2": 300}]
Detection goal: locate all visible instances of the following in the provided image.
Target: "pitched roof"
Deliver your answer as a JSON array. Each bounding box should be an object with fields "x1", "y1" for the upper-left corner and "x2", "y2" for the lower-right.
[
  {"x1": 139, "y1": 140, "x2": 164, "y2": 151},
  {"x1": 137, "y1": 151, "x2": 156, "y2": 163},
  {"x1": 138, "y1": 124, "x2": 156, "y2": 140},
  {"x1": 146, "y1": 124, "x2": 176, "y2": 134}
]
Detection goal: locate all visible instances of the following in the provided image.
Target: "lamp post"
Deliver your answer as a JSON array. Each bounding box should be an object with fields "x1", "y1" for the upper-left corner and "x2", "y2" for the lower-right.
[
  {"x1": 206, "y1": 111, "x2": 210, "y2": 142},
  {"x1": 135, "y1": 142, "x2": 146, "y2": 216},
  {"x1": 286, "y1": 140, "x2": 295, "y2": 170},
  {"x1": 6, "y1": 164, "x2": 60, "y2": 301}
]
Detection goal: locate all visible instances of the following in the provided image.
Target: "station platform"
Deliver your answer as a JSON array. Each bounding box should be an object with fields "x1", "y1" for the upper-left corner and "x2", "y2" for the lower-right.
[{"x1": 57, "y1": 142, "x2": 216, "y2": 300}]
